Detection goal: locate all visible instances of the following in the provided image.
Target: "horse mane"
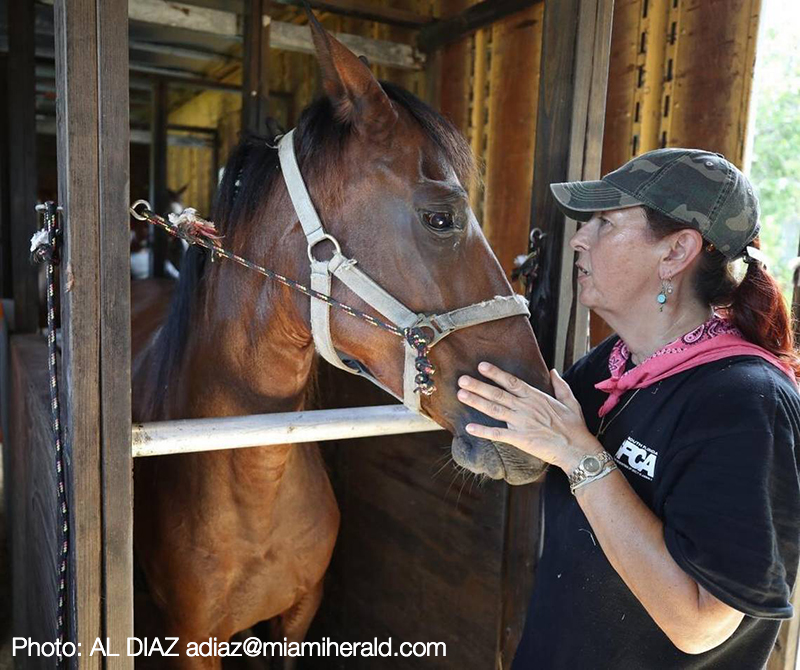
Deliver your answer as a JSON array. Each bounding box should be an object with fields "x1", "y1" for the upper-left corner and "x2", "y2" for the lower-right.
[{"x1": 143, "y1": 81, "x2": 474, "y2": 417}]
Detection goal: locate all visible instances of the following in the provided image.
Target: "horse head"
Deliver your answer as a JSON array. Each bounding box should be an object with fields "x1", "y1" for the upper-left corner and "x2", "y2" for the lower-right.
[
  {"x1": 286, "y1": 19, "x2": 552, "y2": 485},
  {"x1": 202, "y1": 18, "x2": 552, "y2": 485}
]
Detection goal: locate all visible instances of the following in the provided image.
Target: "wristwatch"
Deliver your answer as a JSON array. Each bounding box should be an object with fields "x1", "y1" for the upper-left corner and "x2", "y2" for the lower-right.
[{"x1": 568, "y1": 451, "x2": 614, "y2": 489}]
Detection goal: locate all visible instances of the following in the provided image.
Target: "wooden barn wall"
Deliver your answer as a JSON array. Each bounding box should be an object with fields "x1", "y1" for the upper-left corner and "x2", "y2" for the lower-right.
[
  {"x1": 592, "y1": 0, "x2": 762, "y2": 345},
  {"x1": 437, "y1": 1, "x2": 544, "y2": 280}
]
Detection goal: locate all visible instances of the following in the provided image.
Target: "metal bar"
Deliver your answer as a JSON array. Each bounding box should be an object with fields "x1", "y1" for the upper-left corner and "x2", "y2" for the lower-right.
[{"x1": 132, "y1": 405, "x2": 443, "y2": 458}]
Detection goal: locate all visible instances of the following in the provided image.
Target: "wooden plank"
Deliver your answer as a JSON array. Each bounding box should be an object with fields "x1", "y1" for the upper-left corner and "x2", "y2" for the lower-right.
[
  {"x1": 0, "y1": 54, "x2": 10, "y2": 301},
  {"x1": 171, "y1": 0, "x2": 432, "y2": 27},
  {"x1": 663, "y1": 0, "x2": 762, "y2": 166},
  {"x1": 8, "y1": 336, "x2": 60, "y2": 649},
  {"x1": 54, "y1": 0, "x2": 103, "y2": 662},
  {"x1": 7, "y1": 0, "x2": 39, "y2": 332},
  {"x1": 38, "y1": 0, "x2": 424, "y2": 70},
  {"x1": 242, "y1": 0, "x2": 271, "y2": 136},
  {"x1": 501, "y1": 0, "x2": 613, "y2": 666},
  {"x1": 96, "y1": 0, "x2": 133, "y2": 664},
  {"x1": 436, "y1": 0, "x2": 473, "y2": 138},
  {"x1": 309, "y1": 368, "x2": 505, "y2": 670},
  {"x1": 150, "y1": 80, "x2": 169, "y2": 278},
  {"x1": 482, "y1": 3, "x2": 544, "y2": 278},
  {"x1": 418, "y1": 0, "x2": 544, "y2": 53},
  {"x1": 274, "y1": 0, "x2": 430, "y2": 28},
  {"x1": 270, "y1": 20, "x2": 424, "y2": 70}
]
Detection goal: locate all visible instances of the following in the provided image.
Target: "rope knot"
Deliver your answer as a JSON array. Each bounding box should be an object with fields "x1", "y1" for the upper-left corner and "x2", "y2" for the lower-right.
[
  {"x1": 30, "y1": 228, "x2": 59, "y2": 265},
  {"x1": 168, "y1": 208, "x2": 224, "y2": 247}
]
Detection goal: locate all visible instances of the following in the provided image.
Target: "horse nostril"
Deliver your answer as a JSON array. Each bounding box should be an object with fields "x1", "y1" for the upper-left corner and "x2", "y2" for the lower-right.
[{"x1": 450, "y1": 434, "x2": 505, "y2": 480}]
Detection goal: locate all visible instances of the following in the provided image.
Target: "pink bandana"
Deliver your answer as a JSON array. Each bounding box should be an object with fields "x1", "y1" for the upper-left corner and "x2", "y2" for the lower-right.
[{"x1": 595, "y1": 315, "x2": 797, "y2": 417}]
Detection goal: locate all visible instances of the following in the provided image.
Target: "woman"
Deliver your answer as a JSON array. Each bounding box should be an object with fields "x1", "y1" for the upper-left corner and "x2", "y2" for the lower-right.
[{"x1": 457, "y1": 148, "x2": 800, "y2": 668}]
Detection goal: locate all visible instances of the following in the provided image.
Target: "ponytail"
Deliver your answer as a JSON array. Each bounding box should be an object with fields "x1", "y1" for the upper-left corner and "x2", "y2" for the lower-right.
[
  {"x1": 644, "y1": 208, "x2": 800, "y2": 378},
  {"x1": 727, "y1": 238, "x2": 800, "y2": 377}
]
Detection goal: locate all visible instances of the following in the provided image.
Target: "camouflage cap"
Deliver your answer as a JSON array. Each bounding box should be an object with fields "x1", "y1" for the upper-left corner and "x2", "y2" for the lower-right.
[{"x1": 550, "y1": 148, "x2": 760, "y2": 259}]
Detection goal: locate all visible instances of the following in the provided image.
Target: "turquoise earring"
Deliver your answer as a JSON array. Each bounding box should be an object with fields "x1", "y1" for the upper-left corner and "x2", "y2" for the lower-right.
[{"x1": 657, "y1": 278, "x2": 673, "y2": 312}]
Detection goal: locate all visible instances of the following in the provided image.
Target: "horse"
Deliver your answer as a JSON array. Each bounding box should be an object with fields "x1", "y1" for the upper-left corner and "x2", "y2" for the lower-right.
[{"x1": 131, "y1": 16, "x2": 552, "y2": 668}]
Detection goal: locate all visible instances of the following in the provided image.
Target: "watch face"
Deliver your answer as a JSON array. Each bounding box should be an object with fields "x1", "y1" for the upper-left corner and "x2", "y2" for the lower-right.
[{"x1": 583, "y1": 456, "x2": 602, "y2": 474}]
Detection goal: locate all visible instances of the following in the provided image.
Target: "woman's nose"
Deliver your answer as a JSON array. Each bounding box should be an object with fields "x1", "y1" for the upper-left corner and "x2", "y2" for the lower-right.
[{"x1": 569, "y1": 226, "x2": 589, "y2": 252}]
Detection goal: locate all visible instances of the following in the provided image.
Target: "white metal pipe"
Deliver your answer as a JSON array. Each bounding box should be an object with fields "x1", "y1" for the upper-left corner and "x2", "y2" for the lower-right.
[{"x1": 132, "y1": 405, "x2": 444, "y2": 457}]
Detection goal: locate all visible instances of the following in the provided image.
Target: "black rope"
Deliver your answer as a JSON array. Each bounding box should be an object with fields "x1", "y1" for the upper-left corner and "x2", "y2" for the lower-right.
[{"x1": 32, "y1": 202, "x2": 70, "y2": 665}]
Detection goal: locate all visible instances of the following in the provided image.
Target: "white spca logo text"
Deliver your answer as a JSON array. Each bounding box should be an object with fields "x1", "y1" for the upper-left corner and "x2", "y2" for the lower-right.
[{"x1": 615, "y1": 437, "x2": 657, "y2": 480}]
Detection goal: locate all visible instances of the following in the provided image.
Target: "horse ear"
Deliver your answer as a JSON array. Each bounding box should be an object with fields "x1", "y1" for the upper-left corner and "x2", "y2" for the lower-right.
[{"x1": 304, "y1": 7, "x2": 398, "y2": 139}]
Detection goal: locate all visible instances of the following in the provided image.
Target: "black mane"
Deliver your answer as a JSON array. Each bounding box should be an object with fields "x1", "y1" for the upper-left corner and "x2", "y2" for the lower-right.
[{"x1": 144, "y1": 81, "x2": 473, "y2": 415}]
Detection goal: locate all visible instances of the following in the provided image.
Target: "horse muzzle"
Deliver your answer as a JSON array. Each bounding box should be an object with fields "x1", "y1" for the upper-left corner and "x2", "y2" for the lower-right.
[{"x1": 451, "y1": 434, "x2": 548, "y2": 486}]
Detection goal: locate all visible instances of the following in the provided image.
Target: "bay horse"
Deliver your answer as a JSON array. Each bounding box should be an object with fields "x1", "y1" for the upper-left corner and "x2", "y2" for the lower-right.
[{"x1": 132, "y1": 16, "x2": 551, "y2": 668}]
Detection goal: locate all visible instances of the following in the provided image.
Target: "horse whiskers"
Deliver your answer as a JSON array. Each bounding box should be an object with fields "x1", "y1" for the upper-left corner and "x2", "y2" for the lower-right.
[{"x1": 430, "y1": 454, "x2": 455, "y2": 481}]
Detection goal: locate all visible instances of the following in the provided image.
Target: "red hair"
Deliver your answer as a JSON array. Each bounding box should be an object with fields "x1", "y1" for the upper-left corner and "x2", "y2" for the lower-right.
[{"x1": 645, "y1": 208, "x2": 800, "y2": 379}]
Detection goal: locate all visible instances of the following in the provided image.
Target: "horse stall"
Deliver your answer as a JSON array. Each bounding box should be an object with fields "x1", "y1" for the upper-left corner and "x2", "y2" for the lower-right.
[{"x1": 2, "y1": 0, "x2": 797, "y2": 669}]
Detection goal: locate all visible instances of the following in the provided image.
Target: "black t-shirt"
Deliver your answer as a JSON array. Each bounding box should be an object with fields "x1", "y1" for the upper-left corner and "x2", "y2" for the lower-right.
[{"x1": 512, "y1": 335, "x2": 800, "y2": 669}]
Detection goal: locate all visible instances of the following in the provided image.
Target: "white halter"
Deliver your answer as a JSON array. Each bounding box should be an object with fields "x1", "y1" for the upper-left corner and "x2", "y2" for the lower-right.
[{"x1": 277, "y1": 129, "x2": 530, "y2": 413}]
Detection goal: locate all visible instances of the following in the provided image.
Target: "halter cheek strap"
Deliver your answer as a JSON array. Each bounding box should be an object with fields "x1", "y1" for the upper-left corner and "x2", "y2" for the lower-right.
[{"x1": 277, "y1": 129, "x2": 530, "y2": 413}]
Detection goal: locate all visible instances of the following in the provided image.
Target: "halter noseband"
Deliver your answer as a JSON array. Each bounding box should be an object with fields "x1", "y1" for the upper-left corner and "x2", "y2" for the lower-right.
[{"x1": 277, "y1": 129, "x2": 530, "y2": 414}]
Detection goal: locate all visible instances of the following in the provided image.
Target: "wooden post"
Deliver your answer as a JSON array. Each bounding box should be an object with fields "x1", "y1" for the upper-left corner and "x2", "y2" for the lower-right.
[
  {"x1": 0, "y1": 53, "x2": 11, "y2": 300},
  {"x1": 242, "y1": 0, "x2": 271, "y2": 136},
  {"x1": 150, "y1": 79, "x2": 169, "y2": 277},
  {"x1": 7, "y1": 0, "x2": 39, "y2": 332},
  {"x1": 499, "y1": 1, "x2": 614, "y2": 666},
  {"x1": 97, "y1": 0, "x2": 134, "y2": 664},
  {"x1": 54, "y1": 0, "x2": 132, "y2": 663}
]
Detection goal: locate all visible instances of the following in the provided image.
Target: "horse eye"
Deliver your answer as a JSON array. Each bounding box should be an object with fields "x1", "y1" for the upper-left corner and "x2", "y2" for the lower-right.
[{"x1": 422, "y1": 211, "x2": 454, "y2": 231}]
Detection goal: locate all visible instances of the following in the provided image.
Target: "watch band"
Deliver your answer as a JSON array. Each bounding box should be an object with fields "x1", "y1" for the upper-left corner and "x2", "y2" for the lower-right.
[
  {"x1": 570, "y1": 462, "x2": 617, "y2": 495},
  {"x1": 567, "y1": 450, "x2": 614, "y2": 488}
]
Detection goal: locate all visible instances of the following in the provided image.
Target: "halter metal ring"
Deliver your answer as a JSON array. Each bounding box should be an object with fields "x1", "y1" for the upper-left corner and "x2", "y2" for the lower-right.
[
  {"x1": 130, "y1": 199, "x2": 152, "y2": 221},
  {"x1": 307, "y1": 233, "x2": 342, "y2": 262}
]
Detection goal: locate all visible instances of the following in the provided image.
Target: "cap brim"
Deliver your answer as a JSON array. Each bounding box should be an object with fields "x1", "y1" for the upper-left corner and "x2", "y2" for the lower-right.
[{"x1": 550, "y1": 180, "x2": 644, "y2": 222}]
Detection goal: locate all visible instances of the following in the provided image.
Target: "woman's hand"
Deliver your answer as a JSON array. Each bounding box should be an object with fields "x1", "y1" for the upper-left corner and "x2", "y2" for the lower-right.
[{"x1": 456, "y1": 361, "x2": 602, "y2": 474}]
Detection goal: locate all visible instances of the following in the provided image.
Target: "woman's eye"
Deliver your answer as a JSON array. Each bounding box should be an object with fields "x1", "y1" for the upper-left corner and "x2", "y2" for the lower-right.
[{"x1": 422, "y1": 211, "x2": 455, "y2": 230}]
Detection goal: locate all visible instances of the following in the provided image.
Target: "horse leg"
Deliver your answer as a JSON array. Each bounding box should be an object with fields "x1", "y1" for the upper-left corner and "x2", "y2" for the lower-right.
[{"x1": 272, "y1": 581, "x2": 325, "y2": 670}]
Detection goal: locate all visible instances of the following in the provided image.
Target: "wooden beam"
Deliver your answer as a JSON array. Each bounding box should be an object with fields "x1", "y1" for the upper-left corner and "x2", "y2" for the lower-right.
[
  {"x1": 660, "y1": 0, "x2": 762, "y2": 166},
  {"x1": 270, "y1": 20, "x2": 424, "y2": 69},
  {"x1": 482, "y1": 3, "x2": 544, "y2": 279},
  {"x1": 54, "y1": 0, "x2": 103, "y2": 659},
  {"x1": 173, "y1": 0, "x2": 430, "y2": 28},
  {"x1": 242, "y1": 0, "x2": 271, "y2": 136},
  {"x1": 273, "y1": 0, "x2": 430, "y2": 28},
  {"x1": 7, "y1": 0, "x2": 39, "y2": 332},
  {"x1": 418, "y1": 0, "x2": 543, "y2": 53},
  {"x1": 37, "y1": 0, "x2": 425, "y2": 70},
  {"x1": 0, "y1": 53, "x2": 11, "y2": 300},
  {"x1": 96, "y1": 0, "x2": 134, "y2": 663},
  {"x1": 500, "y1": 0, "x2": 614, "y2": 666},
  {"x1": 150, "y1": 80, "x2": 169, "y2": 278}
]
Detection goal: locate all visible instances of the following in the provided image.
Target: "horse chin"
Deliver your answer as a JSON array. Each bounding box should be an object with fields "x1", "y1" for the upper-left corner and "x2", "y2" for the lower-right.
[{"x1": 450, "y1": 435, "x2": 549, "y2": 486}]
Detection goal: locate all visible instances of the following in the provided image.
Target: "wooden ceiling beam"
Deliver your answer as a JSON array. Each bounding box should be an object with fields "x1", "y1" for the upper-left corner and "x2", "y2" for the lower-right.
[{"x1": 418, "y1": 0, "x2": 544, "y2": 53}]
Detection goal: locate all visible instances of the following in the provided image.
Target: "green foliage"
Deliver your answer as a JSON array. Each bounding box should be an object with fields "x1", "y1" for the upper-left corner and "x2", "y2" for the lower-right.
[{"x1": 748, "y1": 5, "x2": 800, "y2": 307}]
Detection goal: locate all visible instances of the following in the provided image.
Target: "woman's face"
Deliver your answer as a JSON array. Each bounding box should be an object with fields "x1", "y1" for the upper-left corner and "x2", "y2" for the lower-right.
[{"x1": 568, "y1": 206, "x2": 663, "y2": 317}]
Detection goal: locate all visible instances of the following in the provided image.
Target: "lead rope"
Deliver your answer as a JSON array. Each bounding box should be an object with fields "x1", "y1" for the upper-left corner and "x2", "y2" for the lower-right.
[
  {"x1": 31, "y1": 202, "x2": 70, "y2": 665},
  {"x1": 130, "y1": 202, "x2": 437, "y2": 396}
]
